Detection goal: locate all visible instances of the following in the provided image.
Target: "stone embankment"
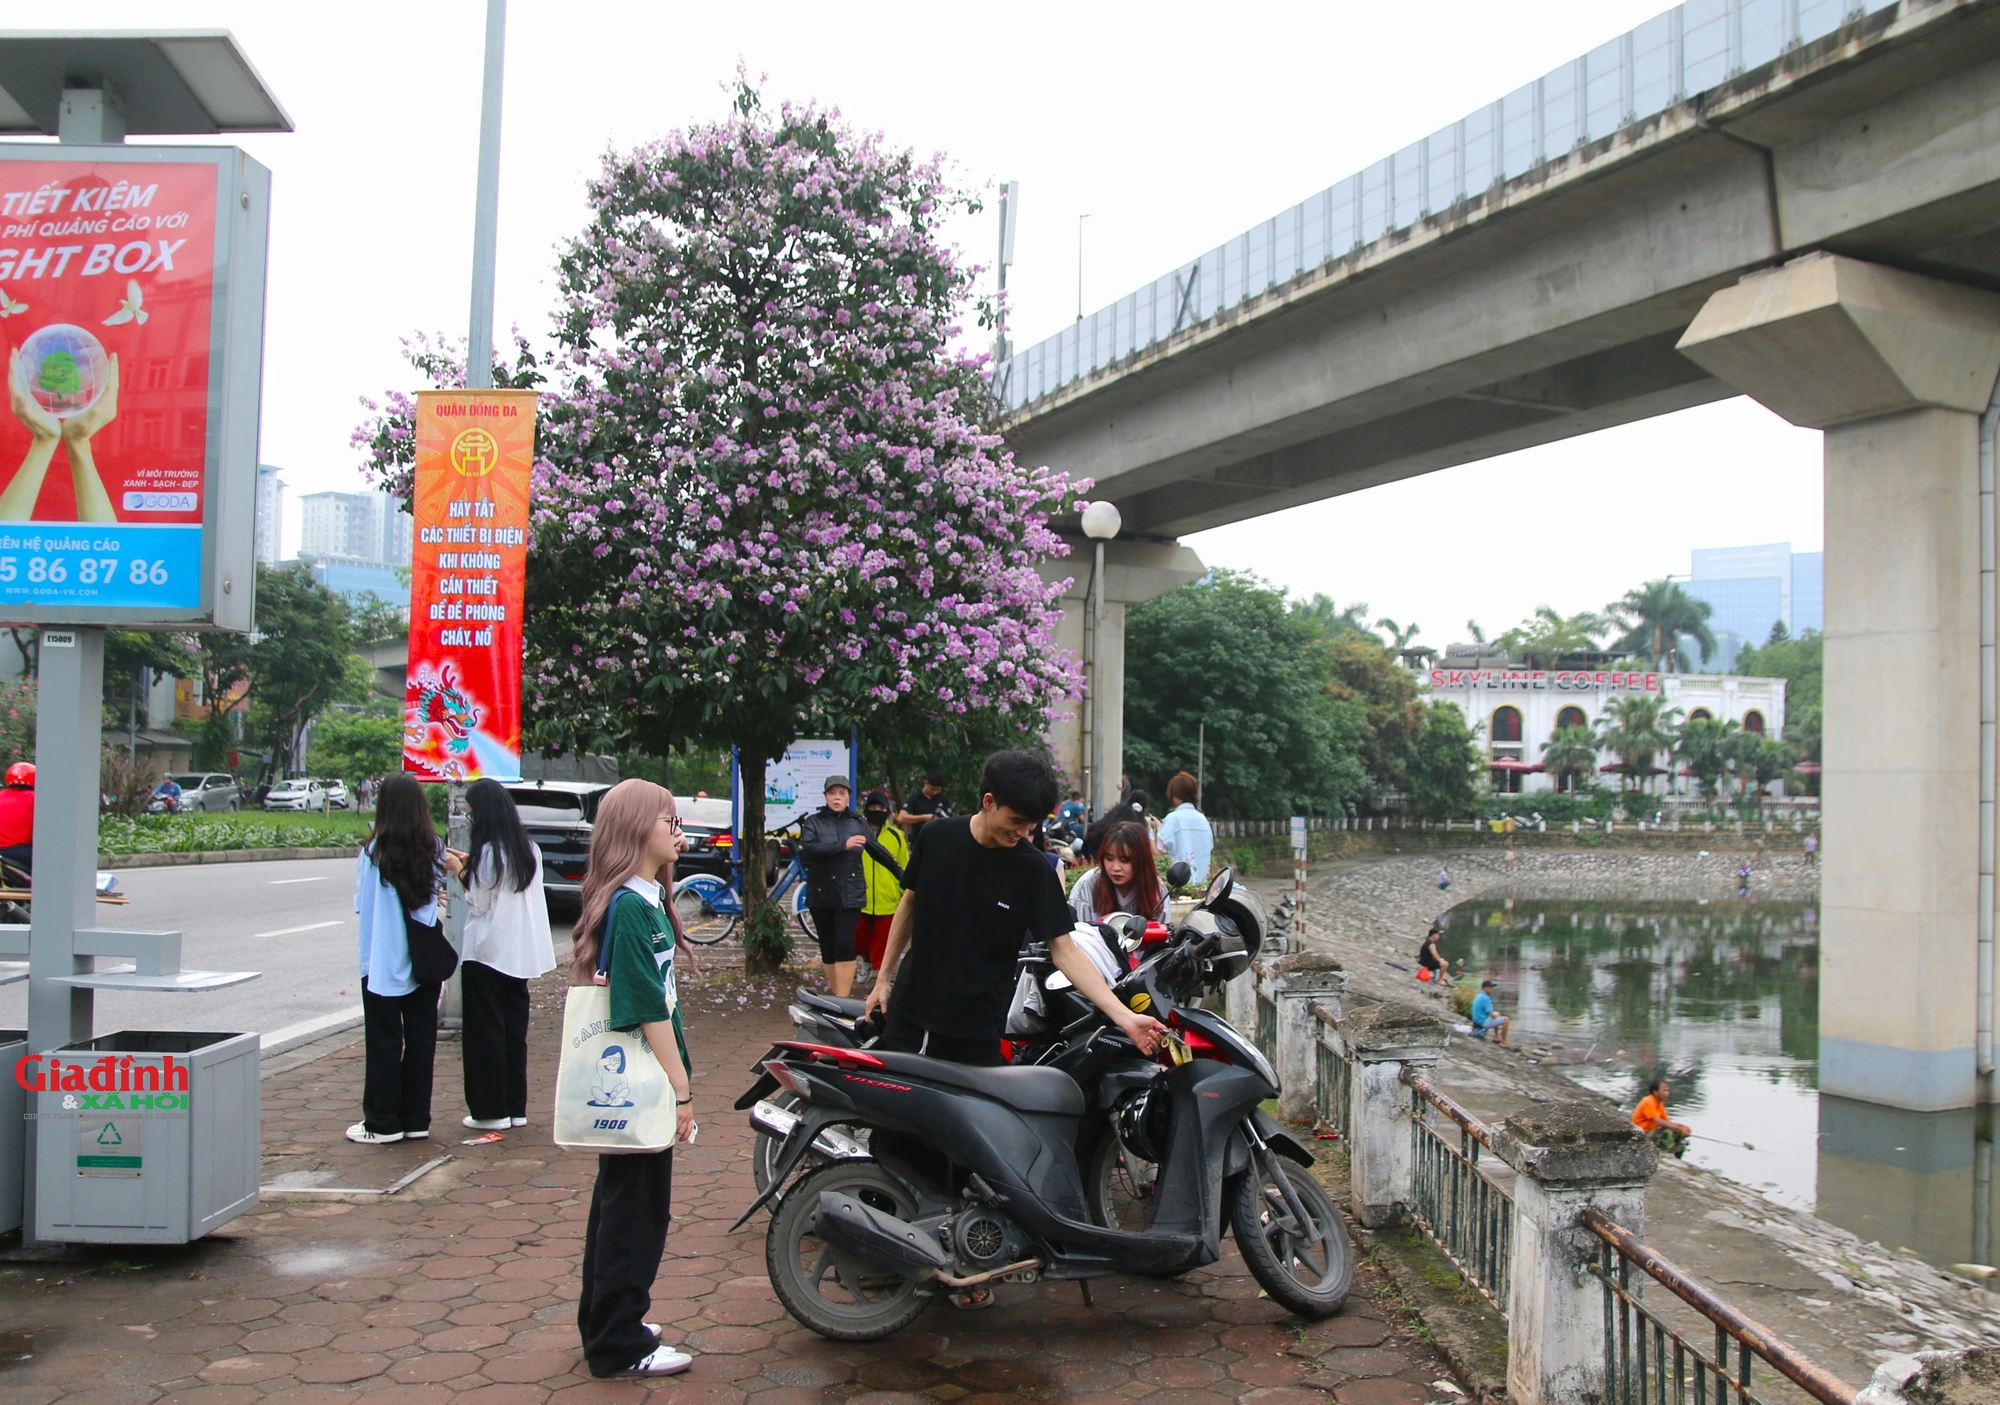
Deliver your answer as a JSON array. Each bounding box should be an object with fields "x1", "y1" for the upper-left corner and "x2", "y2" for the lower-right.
[{"x1": 1251, "y1": 848, "x2": 2000, "y2": 1393}]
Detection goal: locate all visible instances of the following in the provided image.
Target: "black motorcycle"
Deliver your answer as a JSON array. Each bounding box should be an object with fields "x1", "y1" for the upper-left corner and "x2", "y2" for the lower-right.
[{"x1": 733, "y1": 868, "x2": 1351, "y2": 1341}]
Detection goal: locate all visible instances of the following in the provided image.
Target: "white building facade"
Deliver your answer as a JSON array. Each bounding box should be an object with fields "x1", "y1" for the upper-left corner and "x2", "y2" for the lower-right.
[{"x1": 1425, "y1": 665, "x2": 1788, "y2": 794}]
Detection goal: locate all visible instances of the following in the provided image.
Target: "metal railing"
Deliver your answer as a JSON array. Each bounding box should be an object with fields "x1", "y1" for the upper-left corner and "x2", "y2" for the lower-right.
[
  {"x1": 1311, "y1": 1003, "x2": 1351, "y2": 1138},
  {"x1": 1254, "y1": 980, "x2": 1278, "y2": 1068},
  {"x1": 1403, "y1": 1069, "x2": 1512, "y2": 1311},
  {"x1": 1584, "y1": 1208, "x2": 1859, "y2": 1405},
  {"x1": 993, "y1": 0, "x2": 1898, "y2": 412}
]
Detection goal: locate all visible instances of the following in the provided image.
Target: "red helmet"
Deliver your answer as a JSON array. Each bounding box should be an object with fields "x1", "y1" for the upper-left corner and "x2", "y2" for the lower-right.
[{"x1": 4, "y1": 762, "x2": 33, "y2": 790}]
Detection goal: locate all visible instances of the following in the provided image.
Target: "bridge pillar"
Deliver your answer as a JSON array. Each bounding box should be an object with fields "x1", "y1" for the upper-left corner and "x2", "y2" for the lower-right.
[
  {"x1": 1679, "y1": 253, "x2": 2000, "y2": 1111},
  {"x1": 1037, "y1": 536, "x2": 1205, "y2": 814}
]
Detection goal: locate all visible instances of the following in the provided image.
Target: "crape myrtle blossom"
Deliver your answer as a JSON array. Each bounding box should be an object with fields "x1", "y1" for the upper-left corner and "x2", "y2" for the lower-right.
[{"x1": 355, "y1": 79, "x2": 1086, "y2": 947}]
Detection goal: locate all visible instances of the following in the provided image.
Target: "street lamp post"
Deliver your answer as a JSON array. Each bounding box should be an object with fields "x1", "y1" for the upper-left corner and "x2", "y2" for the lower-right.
[
  {"x1": 1076, "y1": 213, "x2": 1092, "y2": 322},
  {"x1": 1080, "y1": 501, "x2": 1121, "y2": 818}
]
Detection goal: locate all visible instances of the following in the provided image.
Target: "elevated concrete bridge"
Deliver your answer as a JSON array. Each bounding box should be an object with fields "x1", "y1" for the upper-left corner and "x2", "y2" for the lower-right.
[{"x1": 1016, "y1": 0, "x2": 2000, "y2": 1113}]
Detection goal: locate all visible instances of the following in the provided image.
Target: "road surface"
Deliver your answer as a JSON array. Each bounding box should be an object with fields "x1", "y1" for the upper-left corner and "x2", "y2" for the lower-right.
[{"x1": 0, "y1": 855, "x2": 369, "y2": 1042}]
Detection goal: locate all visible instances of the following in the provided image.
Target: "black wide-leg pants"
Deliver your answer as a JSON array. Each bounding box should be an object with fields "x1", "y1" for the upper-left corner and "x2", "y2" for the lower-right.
[
  {"x1": 577, "y1": 1148, "x2": 674, "y2": 1376},
  {"x1": 360, "y1": 980, "x2": 441, "y2": 1135},
  {"x1": 459, "y1": 959, "x2": 531, "y2": 1120}
]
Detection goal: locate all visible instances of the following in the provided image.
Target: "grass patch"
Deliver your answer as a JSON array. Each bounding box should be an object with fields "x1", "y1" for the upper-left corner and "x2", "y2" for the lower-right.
[{"x1": 98, "y1": 810, "x2": 370, "y2": 855}]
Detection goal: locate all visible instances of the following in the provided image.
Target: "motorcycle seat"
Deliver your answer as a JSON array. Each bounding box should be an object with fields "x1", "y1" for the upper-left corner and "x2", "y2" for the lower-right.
[
  {"x1": 871, "y1": 1052, "x2": 1084, "y2": 1117},
  {"x1": 796, "y1": 988, "x2": 867, "y2": 1019}
]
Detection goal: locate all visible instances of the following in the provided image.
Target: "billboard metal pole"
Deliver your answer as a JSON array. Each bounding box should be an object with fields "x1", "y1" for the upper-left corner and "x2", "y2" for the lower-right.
[
  {"x1": 442, "y1": 0, "x2": 508, "y2": 1030},
  {"x1": 467, "y1": 0, "x2": 507, "y2": 392}
]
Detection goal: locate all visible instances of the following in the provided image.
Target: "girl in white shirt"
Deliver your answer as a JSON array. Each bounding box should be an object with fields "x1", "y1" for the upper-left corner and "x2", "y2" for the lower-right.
[{"x1": 445, "y1": 779, "x2": 557, "y2": 1131}]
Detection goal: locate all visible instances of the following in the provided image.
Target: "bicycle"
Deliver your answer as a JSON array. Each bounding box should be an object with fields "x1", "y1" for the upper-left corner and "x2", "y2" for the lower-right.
[{"x1": 671, "y1": 824, "x2": 818, "y2": 946}]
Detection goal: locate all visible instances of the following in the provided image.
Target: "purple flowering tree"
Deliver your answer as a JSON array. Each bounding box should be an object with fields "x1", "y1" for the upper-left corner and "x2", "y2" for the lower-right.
[{"x1": 359, "y1": 83, "x2": 1085, "y2": 968}]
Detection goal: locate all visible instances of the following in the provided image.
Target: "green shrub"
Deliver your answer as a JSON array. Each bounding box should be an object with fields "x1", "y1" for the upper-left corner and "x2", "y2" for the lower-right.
[{"x1": 742, "y1": 900, "x2": 792, "y2": 975}]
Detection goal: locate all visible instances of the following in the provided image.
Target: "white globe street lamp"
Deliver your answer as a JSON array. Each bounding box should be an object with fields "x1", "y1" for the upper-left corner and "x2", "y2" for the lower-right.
[{"x1": 1080, "y1": 502, "x2": 1121, "y2": 819}]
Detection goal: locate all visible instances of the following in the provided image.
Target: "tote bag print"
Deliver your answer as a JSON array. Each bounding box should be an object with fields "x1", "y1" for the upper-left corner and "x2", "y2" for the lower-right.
[{"x1": 554, "y1": 987, "x2": 675, "y2": 1152}]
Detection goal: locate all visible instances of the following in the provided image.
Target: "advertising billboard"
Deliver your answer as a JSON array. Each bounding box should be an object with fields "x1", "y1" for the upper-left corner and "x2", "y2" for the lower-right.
[
  {"x1": 734, "y1": 739, "x2": 857, "y2": 833},
  {"x1": 0, "y1": 145, "x2": 268, "y2": 628},
  {"x1": 402, "y1": 389, "x2": 535, "y2": 783}
]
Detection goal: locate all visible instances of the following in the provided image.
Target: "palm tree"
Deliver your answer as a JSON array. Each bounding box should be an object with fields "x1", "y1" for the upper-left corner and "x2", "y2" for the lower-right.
[
  {"x1": 1294, "y1": 594, "x2": 1374, "y2": 639},
  {"x1": 1606, "y1": 580, "x2": 1716, "y2": 672},
  {"x1": 1597, "y1": 694, "x2": 1683, "y2": 792},
  {"x1": 1497, "y1": 606, "x2": 1610, "y2": 668},
  {"x1": 1541, "y1": 724, "x2": 1599, "y2": 794},
  {"x1": 1675, "y1": 715, "x2": 1740, "y2": 800},
  {"x1": 1375, "y1": 617, "x2": 1422, "y2": 651}
]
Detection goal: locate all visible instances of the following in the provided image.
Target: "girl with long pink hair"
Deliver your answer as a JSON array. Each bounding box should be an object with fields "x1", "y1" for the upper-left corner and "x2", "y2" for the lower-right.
[{"x1": 570, "y1": 779, "x2": 697, "y2": 1379}]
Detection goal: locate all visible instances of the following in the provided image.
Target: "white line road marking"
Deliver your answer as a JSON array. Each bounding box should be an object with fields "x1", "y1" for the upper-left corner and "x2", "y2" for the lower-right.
[
  {"x1": 268, "y1": 876, "x2": 330, "y2": 885},
  {"x1": 254, "y1": 920, "x2": 345, "y2": 938}
]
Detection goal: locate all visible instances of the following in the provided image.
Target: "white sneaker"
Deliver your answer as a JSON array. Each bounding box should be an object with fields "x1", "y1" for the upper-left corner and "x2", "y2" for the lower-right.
[
  {"x1": 404, "y1": 1129, "x2": 429, "y2": 1140},
  {"x1": 345, "y1": 1123, "x2": 403, "y2": 1145},
  {"x1": 622, "y1": 1345, "x2": 692, "y2": 1377},
  {"x1": 645, "y1": 1322, "x2": 662, "y2": 1337},
  {"x1": 509, "y1": 1117, "x2": 528, "y2": 1127},
  {"x1": 462, "y1": 1115, "x2": 510, "y2": 1130}
]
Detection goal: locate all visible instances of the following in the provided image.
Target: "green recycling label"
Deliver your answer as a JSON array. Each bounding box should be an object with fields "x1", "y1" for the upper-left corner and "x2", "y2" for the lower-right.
[{"x1": 77, "y1": 1116, "x2": 141, "y2": 1177}]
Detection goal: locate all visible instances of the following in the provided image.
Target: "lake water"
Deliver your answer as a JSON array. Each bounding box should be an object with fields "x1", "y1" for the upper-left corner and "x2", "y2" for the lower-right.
[{"x1": 1439, "y1": 897, "x2": 1997, "y2": 1283}]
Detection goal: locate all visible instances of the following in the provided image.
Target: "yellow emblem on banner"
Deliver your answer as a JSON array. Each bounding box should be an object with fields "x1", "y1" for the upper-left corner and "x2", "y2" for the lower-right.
[{"x1": 450, "y1": 426, "x2": 499, "y2": 476}]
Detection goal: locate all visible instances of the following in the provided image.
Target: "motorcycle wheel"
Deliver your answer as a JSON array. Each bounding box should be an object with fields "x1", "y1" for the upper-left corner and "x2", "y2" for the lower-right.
[
  {"x1": 1085, "y1": 1133, "x2": 1191, "y2": 1279},
  {"x1": 671, "y1": 876, "x2": 738, "y2": 945},
  {"x1": 1228, "y1": 1158, "x2": 1352, "y2": 1318},
  {"x1": 766, "y1": 1159, "x2": 932, "y2": 1342}
]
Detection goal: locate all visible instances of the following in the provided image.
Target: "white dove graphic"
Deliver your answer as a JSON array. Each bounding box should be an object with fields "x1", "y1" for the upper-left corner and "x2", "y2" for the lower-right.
[
  {"x1": 0, "y1": 286, "x2": 24, "y2": 318},
  {"x1": 103, "y1": 279, "x2": 147, "y2": 326}
]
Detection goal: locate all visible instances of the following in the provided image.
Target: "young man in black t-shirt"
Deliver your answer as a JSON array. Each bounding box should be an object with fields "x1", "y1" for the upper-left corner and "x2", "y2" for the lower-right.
[{"x1": 863, "y1": 751, "x2": 1166, "y2": 1065}]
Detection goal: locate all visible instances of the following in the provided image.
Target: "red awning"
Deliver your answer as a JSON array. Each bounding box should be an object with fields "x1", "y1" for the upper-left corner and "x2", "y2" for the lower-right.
[
  {"x1": 1488, "y1": 758, "x2": 1544, "y2": 772},
  {"x1": 1792, "y1": 761, "x2": 1823, "y2": 775}
]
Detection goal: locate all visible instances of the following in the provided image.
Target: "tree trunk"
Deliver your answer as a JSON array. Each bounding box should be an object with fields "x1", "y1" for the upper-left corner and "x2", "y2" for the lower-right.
[{"x1": 737, "y1": 749, "x2": 782, "y2": 975}]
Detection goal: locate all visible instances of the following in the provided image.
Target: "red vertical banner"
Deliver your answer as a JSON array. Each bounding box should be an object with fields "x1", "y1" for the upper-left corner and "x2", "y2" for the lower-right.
[{"x1": 403, "y1": 389, "x2": 535, "y2": 782}]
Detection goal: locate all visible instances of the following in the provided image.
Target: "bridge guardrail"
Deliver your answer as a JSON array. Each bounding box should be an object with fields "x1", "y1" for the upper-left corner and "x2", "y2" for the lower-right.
[{"x1": 995, "y1": 0, "x2": 1899, "y2": 413}]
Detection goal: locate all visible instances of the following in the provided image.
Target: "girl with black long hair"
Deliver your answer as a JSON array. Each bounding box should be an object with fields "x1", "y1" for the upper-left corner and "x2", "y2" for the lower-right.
[
  {"x1": 348, "y1": 773, "x2": 445, "y2": 1145},
  {"x1": 445, "y1": 779, "x2": 556, "y2": 1131}
]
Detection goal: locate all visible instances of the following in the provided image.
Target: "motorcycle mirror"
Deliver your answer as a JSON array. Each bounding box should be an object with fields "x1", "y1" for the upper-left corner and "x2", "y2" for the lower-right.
[
  {"x1": 1165, "y1": 860, "x2": 1192, "y2": 889},
  {"x1": 1204, "y1": 867, "x2": 1234, "y2": 904}
]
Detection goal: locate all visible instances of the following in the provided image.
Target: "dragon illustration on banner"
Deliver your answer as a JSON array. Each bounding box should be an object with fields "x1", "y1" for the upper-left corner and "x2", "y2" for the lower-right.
[{"x1": 403, "y1": 663, "x2": 483, "y2": 783}]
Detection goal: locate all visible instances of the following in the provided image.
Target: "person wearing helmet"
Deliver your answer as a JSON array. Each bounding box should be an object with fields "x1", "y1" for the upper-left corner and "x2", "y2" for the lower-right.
[{"x1": 0, "y1": 762, "x2": 34, "y2": 875}]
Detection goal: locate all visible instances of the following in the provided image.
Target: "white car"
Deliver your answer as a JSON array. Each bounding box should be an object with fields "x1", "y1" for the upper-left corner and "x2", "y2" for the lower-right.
[
  {"x1": 313, "y1": 779, "x2": 353, "y2": 811},
  {"x1": 262, "y1": 778, "x2": 328, "y2": 812}
]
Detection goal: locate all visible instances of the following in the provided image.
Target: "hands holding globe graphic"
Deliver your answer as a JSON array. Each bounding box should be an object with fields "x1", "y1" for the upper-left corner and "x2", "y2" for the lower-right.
[{"x1": 2, "y1": 336, "x2": 120, "y2": 524}]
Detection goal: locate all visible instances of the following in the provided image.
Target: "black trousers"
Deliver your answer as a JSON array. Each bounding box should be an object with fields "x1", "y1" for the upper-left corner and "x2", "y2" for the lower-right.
[
  {"x1": 578, "y1": 1149, "x2": 674, "y2": 1376},
  {"x1": 878, "y1": 1008, "x2": 1004, "y2": 1067},
  {"x1": 460, "y1": 960, "x2": 530, "y2": 1120},
  {"x1": 361, "y1": 980, "x2": 441, "y2": 1135}
]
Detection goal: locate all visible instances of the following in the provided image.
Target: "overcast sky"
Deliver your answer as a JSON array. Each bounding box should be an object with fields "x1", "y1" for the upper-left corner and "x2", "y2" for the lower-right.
[{"x1": 54, "y1": 0, "x2": 1821, "y2": 654}]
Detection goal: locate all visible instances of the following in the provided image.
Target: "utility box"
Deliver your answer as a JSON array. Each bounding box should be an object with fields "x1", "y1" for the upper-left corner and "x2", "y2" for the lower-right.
[{"x1": 32, "y1": 1031, "x2": 258, "y2": 1244}]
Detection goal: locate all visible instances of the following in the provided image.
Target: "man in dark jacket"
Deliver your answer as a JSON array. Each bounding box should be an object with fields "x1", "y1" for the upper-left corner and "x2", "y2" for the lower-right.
[{"x1": 798, "y1": 777, "x2": 903, "y2": 996}]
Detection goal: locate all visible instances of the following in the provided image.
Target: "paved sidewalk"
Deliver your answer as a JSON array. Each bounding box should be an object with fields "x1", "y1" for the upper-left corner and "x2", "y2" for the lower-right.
[{"x1": 0, "y1": 963, "x2": 1461, "y2": 1404}]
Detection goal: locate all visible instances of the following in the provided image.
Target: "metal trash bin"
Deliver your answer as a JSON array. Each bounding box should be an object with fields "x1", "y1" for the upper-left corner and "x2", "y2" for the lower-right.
[{"x1": 32, "y1": 1030, "x2": 259, "y2": 1244}]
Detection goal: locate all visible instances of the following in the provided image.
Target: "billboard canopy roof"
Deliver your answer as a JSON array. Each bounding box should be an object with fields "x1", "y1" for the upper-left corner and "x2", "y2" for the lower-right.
[{"x1": 0, "y1": 31, "x2": 291, "y2": 135}]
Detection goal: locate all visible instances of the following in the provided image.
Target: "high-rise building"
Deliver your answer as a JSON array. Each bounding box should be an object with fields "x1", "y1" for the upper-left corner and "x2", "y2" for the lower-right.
[
  {"x1": 298, "y1": 490, "x2": 413, "y2": 568},
  {"x1": 254, "y1": 465, "x2": 284, "y2": 566},
  {"x1": 1682, "y1": 541, "x2": 1822, "y2": 672}
]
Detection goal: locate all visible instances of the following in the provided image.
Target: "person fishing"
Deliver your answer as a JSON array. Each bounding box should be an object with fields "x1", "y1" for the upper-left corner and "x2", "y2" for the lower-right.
[
  {"x1": 1416, "y1": 923, "x2": 1450, "y2": 985},
  {"x1": 1631, "y1": 1077, "x2": 1691, "y2": 1158}
]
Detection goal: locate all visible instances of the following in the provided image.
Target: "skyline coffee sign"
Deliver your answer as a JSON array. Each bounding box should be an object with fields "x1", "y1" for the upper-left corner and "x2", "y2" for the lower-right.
[{"x1": 1429, "y1": 668, "x2": 1664, "y2": 693}]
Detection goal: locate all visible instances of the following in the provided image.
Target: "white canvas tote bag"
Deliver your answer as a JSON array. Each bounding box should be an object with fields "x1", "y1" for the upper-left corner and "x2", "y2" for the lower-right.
[{"x1": 552, "y1": 893, "x2": 677, "y2": 1152}]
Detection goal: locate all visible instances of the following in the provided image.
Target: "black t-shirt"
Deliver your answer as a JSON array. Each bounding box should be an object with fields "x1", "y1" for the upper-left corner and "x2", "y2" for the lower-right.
[
  {"x1": 901, "y1": 790, "x2": 947, "y2": 819},
  {"x1": 890, "y1": 815, "x2": 1070, "y2": 1038}
]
